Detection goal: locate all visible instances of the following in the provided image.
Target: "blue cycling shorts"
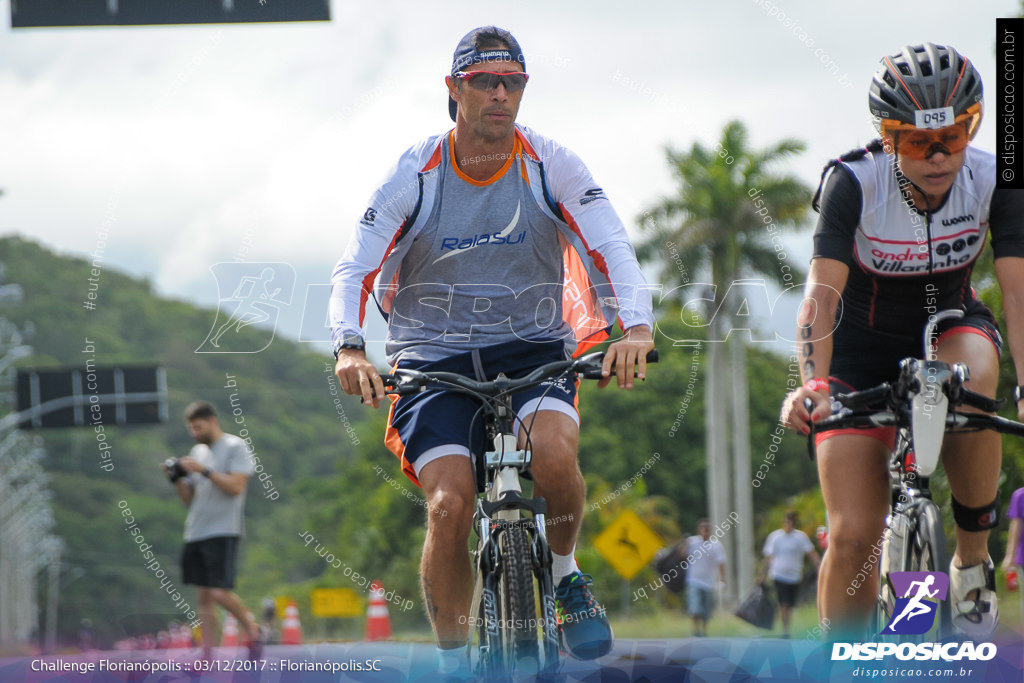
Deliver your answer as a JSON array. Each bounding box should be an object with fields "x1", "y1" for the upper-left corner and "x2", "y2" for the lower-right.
[{"x1": 384, "y1": 338, "x2": 579, "y2": 487}]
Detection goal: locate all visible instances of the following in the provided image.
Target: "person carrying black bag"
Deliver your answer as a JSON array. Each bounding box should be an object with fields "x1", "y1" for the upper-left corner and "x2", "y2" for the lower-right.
[{"x1": 653, "y1": 539, "x2": 687, "y2": 594}]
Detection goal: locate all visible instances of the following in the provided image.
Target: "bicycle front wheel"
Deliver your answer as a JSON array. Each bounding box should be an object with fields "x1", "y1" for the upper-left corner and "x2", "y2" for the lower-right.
[
  {"x1": 909, "y1": 500, "x2": 951, "y2": 637},
  {"x1": 498, "y1": 525, "x2": 540, "y2": 674}
]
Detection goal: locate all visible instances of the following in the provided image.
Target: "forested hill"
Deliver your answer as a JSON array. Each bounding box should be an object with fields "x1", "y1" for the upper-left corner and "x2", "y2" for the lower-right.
[
  {"x1": 1, "y1": 234, "x2": 378, "y2": 646},
  {"x1": 0, "y1": 234, "x2": 828, "y2": 647}
]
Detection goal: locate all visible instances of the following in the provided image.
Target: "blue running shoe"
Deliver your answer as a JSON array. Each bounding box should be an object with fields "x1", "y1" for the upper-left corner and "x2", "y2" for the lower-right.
[{"x1": 554, "y1": 571, "x2": 613, "y2": 660}]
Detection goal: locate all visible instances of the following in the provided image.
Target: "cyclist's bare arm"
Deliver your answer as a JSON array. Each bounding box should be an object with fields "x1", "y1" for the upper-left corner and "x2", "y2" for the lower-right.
[
  {"x1": 808, "y1": 549, "x2": 821, "y2": 570},
  {"x1": 781, "y1": 257, "x2": 848, "y2": 434},
  {"x1": 995, "y1": 256, "x2": 1024, "y2": 421},
  {"x1": 335, "y1": 348, "x2": 386, "y2": 409},
  {"x1": 1003, "y1": 517, "x2": 1022, "y2": 571},
  {"x1": 600, "y1": 325, "x2": 655, "y2": 389}
]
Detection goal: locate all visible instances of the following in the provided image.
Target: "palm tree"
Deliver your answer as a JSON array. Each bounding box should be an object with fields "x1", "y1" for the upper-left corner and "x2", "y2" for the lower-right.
[{"x1": 639, "y1": 120, "x2": 811, "y2": 602}]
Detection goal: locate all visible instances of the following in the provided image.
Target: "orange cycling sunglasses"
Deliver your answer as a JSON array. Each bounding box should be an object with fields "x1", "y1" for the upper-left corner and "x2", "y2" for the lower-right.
[
  {"x1": 890, "y1": 125, "x2": 971, "y2": 160},
  {"x1": 879, "y1": 101, "x2": 982, "y2": 160}
]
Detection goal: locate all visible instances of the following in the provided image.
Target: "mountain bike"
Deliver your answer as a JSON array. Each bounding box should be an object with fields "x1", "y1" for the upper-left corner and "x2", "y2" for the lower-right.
[
  {"x1": 808, "y1": 310, "x2": 1024, "y2": 640},
  {"x1": 381, "y1": 349, "x2": 657, "y2": 678}
]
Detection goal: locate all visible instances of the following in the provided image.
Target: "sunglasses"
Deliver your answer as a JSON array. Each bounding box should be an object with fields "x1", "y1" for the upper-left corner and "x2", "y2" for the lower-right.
[
  {"x1": 880, "y1": 102, "x2": 982, "y2": 160},
  {"x1": 452, "y1": 70, "x2": 530, "y2": 93},
  {"x1": 891, "y1": 124, "x2": 971, "y2": 160}
]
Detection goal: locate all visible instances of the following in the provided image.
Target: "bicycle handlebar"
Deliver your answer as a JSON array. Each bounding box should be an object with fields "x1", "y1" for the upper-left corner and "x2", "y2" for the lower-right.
[
  {"x1": 807, "y1": 381, "x2": 1024, "y2": 459},
  {"x1": 381, "y1": 349, "x2": 659, "y2": 398},
  {"x1": 814, "y1": 407, "x2": 1024, "y2": 438}
]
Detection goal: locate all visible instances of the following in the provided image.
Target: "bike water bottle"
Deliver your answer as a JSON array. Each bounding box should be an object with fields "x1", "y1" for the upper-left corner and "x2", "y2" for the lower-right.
[{"x1": 1007, "y1": 567, "x2": 1019, "y2": 591}]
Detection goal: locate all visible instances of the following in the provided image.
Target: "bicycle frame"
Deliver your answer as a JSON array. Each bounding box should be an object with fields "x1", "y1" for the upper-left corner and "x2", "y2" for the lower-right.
[
  {"x1": 470, "y1": 389, "x2": 559, "y2": 675},
  {"x1": 880, "y1": 424, "x2": 952, "y2": 638}
]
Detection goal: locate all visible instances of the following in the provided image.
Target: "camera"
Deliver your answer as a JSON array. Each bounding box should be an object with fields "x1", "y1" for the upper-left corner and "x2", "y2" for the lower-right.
[{"x1": 164, "y1": 458, "x2": 187, "y2": 483}]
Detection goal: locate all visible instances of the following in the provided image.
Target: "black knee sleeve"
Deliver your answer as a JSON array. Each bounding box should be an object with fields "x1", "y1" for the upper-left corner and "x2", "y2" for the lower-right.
[{"x1": 951, "y1": 494, "x2": 1000, "y2": 532}]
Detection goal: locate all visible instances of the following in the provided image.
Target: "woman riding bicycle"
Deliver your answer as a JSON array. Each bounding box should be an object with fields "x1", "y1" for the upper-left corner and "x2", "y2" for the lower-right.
[{"x1": 780, "y1": 43, "x2": 1024, "y2": 638}]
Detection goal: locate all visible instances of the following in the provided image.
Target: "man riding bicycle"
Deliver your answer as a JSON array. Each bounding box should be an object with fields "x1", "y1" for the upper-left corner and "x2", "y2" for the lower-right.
[
  {"x1": 330, "y1": 26, "x2": 655, "y2": 670},
  {"x1": 780, "y1": 43, "x2": 1024, "y2": 638}
]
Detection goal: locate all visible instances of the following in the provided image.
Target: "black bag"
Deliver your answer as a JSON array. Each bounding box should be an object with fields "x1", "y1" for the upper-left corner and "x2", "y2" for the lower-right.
[
  {"x1": 653, "y1": 542, "x2": 687, "y2": 593},
  {"x1": 735, "y1": 583, "x2": 776, "y2": 630}
]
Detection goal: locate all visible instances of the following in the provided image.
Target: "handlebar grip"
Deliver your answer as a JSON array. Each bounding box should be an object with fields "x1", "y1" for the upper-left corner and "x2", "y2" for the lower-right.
[
  {"x1": 578, "y1": 349, "x2": 659, "y2": 380},
  {"x1": 360, "y1": 374, "x2": 420, "y2": 404},
  {"x1": 959, "y1": 389, "x2": 1006, "y2": 414}
]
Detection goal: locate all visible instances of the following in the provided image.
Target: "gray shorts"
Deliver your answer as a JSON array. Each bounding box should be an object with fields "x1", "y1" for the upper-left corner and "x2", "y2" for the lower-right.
[{"x1": 687, "y1": 583, "x2": 714, "y2": 619}]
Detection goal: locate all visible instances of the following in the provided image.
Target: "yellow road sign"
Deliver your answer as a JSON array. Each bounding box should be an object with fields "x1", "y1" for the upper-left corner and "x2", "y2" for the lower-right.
[
  {"x1": 274, "y1": 596, "x2": 291, "y2": 619},
  {"x1": 310, "y1": 588, "x2": 361, "y2": 618},
  {"x1": 593, "y1": 509, "x2": 663, "y2": 580}
]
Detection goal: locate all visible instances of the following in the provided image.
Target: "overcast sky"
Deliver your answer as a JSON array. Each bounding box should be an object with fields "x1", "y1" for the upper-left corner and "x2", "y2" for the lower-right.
[{"x1": 0, "y1": 0, "x2": 1017, "y2": 352}]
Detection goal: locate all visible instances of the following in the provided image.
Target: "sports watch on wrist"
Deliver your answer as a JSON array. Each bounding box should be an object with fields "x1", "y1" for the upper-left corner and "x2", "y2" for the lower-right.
[
  {"x1": 333, "y1": 333, "x2": 366, "y2": 358},
  {"x1": 202, "y1": 468, "x2": 212, "y2": 478}
]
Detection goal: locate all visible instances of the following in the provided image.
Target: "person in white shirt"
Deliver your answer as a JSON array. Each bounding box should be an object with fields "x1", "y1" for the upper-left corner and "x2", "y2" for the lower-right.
[
  {"x1": 762, "y1": 511, "x2": 821, "y2": 637},
  {"x1": 685, "y1": 518, "x2": 727, "y2": 637}
]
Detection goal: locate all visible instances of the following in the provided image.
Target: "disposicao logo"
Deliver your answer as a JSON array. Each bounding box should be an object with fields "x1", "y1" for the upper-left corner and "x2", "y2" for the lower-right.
[
  {"x1": 831, "y1": 571, "x2": 997, "y2": 663},
  {"x1": 882, "y1": 571, "x2": 948, "y2": 635}
]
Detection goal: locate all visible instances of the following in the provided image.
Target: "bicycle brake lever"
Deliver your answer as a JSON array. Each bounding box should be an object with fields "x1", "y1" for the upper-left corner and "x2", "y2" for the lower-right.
[
  {"x1": 803, "y1": 398, "x2": 818, "y2": 461},
  {"x1": 958, "y1": 389, "x2": 1006, "y2": 414}
]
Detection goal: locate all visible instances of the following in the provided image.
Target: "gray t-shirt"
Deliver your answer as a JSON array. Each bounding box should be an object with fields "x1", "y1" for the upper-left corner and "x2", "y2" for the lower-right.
[
  {"x1": 387, "y1": 139, "x2": 567, "y2": 362},
  {"x1": 183, "y1": 433, "x2": 254, "y2": 542}
]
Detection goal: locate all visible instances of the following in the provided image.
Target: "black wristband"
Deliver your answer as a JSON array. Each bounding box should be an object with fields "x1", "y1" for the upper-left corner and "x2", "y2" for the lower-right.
[
  {"x1": 202, "y1": 468, "x2": 212, "y2": 478},
  {"x1": 1015, "y1": 385, "x2": 1024, "y2": 403}
]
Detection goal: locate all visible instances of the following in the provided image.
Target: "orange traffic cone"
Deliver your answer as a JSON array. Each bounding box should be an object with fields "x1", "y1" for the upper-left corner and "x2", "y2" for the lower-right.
[
  {"x1": 170, "y1": 624, "x2": 185, "y2": 649},
  {"x1": 221, "y1": 613, "x2": 240, "y2": 647},
  {"x1": 280, "y1": 601, "x2": 303, "y2": 645},
  {"x1": 179, "y1": 623, "x2": 194, "y2": 648},
  {"x1": 365, "y1": 580, "x2": 392, "y2": 641}
]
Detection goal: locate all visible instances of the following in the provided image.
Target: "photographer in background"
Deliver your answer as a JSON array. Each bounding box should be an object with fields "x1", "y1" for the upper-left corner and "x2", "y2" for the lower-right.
[{"x1": 162, "y1": 400, "x2": 260, "y2": 660}]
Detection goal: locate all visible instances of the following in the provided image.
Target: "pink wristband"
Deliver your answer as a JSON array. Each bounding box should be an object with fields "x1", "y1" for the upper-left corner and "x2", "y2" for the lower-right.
[{"x1": 803, "y1": 378, "x2": 830, "y2": 394}]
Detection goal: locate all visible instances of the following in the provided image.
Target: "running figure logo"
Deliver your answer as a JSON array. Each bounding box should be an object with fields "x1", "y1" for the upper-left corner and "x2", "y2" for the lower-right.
[
  {"x1": 883, "y1": 571, "x2": 949, "y2": 635},
  {"x1": 196, "y1": 263, "x2": 295, "y2": 353}
]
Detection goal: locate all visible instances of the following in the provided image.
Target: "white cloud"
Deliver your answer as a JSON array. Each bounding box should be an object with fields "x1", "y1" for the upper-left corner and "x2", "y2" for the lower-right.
[{"x1": 0, "y1": 0, "x2": 1017, "y2": 337}]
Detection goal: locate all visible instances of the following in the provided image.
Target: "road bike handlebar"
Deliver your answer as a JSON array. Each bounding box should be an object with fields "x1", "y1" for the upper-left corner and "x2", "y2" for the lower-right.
[
  {"x1": 380, "y1": 350, "x2": 659, "y2": 399},
  {"x1": 806, "y1": 378, "x2": 1024, "y2": 459}
]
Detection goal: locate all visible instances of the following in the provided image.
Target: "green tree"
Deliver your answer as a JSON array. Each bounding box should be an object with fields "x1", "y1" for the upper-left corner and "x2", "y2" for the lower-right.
[{"x1": 637, "y1": 120, "x2": 811, "y2": 600}]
